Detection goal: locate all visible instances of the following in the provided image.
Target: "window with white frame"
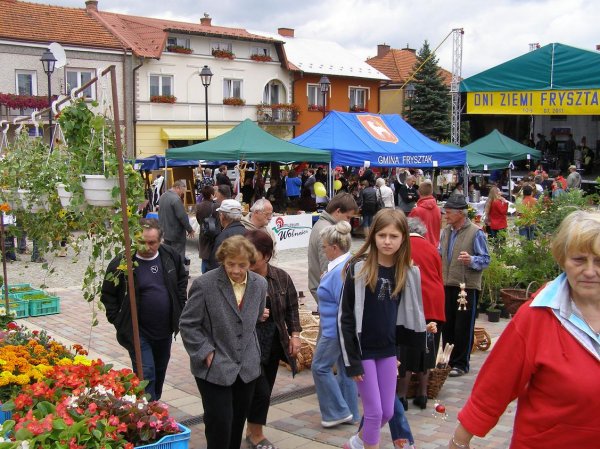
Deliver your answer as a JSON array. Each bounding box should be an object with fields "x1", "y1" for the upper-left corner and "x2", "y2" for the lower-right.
[
  {"x1": 223, "y1": 79, "x2": 243, "y2": 99},
  {"x1": 307, "y1": 84, "x2": 327, "y2": 108},
  {"x1": 166, "y1": 37, "x2": 191, "y2": 49},
  {"x1": 16, "y1": 70, "x2": 37, "y2": 96},
  {"x1": 65, "y1": 68, "x2": 95, "y2": 99},
  {"x1": 252, "y1": 46, "x2": 270, "y2": 57},
  {"x1": 349, "y1": 87, "x2": 368, "y2": 110},
  {"x1": 211, "y1": 42, "x2": 233, "y2": 52},
  {"x1": 149, "y1": 74, "x2": 174, "y2": 97}
]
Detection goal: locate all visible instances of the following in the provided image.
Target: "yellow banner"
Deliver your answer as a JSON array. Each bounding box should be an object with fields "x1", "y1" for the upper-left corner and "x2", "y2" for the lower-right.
[{"x1": 466, "y1": 90, "x2": 600, "y2": 115}]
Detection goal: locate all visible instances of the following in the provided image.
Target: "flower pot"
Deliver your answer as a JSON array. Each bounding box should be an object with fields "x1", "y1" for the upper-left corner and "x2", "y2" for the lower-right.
[
  {"x1": 80, "y1": 175, "x2": 119, "y2": 207},
  {"x1": 487, "y1": 310, "x2": 501, "y2": 322},
  {"x1": 500, "y1": 306, "x2": 511, "y2": 319},
  {"x1": 17, "y1": 190, "x2": 48, "y2": 213},
  {"x1": 56, "y1": 183, "x2": 73, "y2": 207}
]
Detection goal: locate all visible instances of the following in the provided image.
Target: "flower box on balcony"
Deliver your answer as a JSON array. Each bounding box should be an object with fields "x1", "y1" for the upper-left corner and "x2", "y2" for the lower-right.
[
  {"x1": 223, "y1": 97, "x2": 246, "y2": 106},
  {"x1": 166, "y1": 45, "x2": 193, "y2": 54},
  {"x1": 212, "y1": 49, "x2": 235, "y2": 59},
  {"x1": 0, "y1": 93, "x2": 52, "y2": 110},
  {"x1": 350, "y1": 106, "x2": 367, "y2": 112},
  {"x1": 150, "y1": 95, "x2": 177, "y2": 104},
  {"x1": 308, "y1": 104, "x2": 325, "y2": 112},
  {"x1": 250, "y1": 54, "x2": 273, "y2": 62}
]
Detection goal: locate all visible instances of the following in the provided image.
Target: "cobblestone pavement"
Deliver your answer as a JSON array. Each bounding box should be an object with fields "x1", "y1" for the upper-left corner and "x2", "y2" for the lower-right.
[{"x1": 4, "y1": 234, "x2": 515, "y2": 449}]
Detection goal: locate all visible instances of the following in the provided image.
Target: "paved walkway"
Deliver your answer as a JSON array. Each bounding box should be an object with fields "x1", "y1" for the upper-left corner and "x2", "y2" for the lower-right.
[{"x1": 5, "y1": 238, "x2": 515, "y2": 448}]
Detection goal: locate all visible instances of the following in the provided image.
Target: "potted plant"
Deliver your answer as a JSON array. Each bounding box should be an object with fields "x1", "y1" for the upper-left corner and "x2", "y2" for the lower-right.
[
  {"x1": 222, "y1": 97, "x2": 246, "y2": 106},
  {"x1": 212, "y1": 48, "x2": 235, "y2": 59},
  {"x1": 250, "y1": 53, "x2": 272, "y2": 62},
  {"x1": 165, "y1": 44, "x2": 193, "y2": 54},
  {"x1": 0, "y1": 93, "x2": 53, "y2": 110},
  {"x1": 150, "y1": 95, "x2": 177, "y2": 104}
]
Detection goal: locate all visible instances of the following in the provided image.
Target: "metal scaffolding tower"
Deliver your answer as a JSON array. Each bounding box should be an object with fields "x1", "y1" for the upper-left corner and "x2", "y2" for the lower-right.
[{"x1": 450, "y1": 28, "x2": 464, "y2": 145}]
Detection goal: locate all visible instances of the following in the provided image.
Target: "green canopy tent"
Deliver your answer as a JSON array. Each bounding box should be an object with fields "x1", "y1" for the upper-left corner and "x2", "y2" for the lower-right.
[
  {"x1": 165, "y1": 119, "x2": 330, "y2": 163},
  {"x1": 465, "y1": 129, "x2": 541, "y2": 169},
  {"x1": 461, "y1": 43, "x2": 600, "y2": 92}
]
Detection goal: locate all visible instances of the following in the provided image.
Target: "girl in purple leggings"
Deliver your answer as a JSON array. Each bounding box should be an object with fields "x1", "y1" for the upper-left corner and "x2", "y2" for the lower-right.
[{"x1": 338, "y1": 209, "x2": 426, "y2": 449}]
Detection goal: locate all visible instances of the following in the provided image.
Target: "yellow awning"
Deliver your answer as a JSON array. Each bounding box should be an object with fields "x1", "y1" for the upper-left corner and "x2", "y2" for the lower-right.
[{"x1": 160, "y1": 127, "x2": 233, "y2": 140}]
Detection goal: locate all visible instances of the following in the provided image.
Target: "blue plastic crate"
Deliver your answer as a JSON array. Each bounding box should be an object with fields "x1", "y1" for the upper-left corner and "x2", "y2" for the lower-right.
[
  {"x1": 0, "y1": 409, "x2": 12, "y2": 425},
  {"x1": 27, "y1": 296, "x2": 60, "y2": 317},
  {"x1": 136, "y1": 424, "x2": 190, "y2": 449},
  {"x1": 1, "y1": 283, "x2": 42, "y2": 296}
]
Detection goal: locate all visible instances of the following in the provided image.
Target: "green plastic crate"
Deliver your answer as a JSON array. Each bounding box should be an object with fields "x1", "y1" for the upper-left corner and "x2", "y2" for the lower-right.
[
  {"x1": 28, "y1": 296, "x2": 60, "y2": 317},
  {"x1": 0, "y1": 299, "x2": 29, "y2": 319},
  {"x1": 1, "y1": 283, "x2": 43, "y2": 295}
]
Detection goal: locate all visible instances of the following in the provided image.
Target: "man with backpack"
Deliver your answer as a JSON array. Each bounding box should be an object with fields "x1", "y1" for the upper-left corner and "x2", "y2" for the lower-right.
[{"x1": 196, "y1": 186, "x2": 220, "y2": 273}]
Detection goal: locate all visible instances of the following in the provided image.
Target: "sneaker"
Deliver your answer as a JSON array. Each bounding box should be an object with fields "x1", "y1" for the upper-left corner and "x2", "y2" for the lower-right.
[
  {"x1": 343, "y1": 434, "x2": 364, "y2": 449},
  {"x1": 321, "y1": 413, "x2": 353, "y2": 428},
  {"x1": 449, "y1": 367, "x2": 466, "y2": 377}
]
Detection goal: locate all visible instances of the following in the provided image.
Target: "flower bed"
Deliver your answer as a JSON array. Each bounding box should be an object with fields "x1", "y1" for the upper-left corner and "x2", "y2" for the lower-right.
[
  {"x1": 166, "y1": 45, "x2": 193, "y2": 54},
  {"x1": 0, "y1": 324, "x2": 185, "y2": 448},
  {"x1": 250, "y1": 54, "x2": 272, "y2": 62},
  {"x1": 212, "y1": 49, "x2": 235, "y2": 59},
  {"x1": 150, "y1": 95, "x2": 177, "y2": 104},
  {"x1": 223, "y1": 97, "x2": 246, "y2": 106}
]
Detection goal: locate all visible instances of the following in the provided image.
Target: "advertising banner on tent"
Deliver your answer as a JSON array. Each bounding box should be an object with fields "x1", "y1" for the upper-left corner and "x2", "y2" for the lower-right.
[
  {"x1": 269, "y1": 214, "x2": 313, "y2": 251},
  {"x1": 467, "y1": 89, "x2": 600, "y2": 115}
]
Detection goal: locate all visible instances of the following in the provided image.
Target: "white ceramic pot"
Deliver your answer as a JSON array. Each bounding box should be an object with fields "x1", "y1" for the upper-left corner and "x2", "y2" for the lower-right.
[
  {"x1": 17, "y1": 189, "x2": 49, "y2": 213},
  {"x1": 80, "y1": 175, "x2": 119, "y2": 207},
  {"x1": 56, "y1": 183, "x2": 73, "y2": 207}
]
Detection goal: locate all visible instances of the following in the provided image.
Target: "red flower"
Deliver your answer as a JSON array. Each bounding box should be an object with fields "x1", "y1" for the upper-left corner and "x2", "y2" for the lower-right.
[
  {"x1": 6, "y1": 321, "x2": 19, "y2": 330},
  {"x1": 14, "y1": 393, "x2": 33, "y2": 410}
]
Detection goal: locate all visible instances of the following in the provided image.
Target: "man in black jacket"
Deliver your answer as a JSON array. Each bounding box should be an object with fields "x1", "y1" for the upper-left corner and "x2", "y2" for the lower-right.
[
  {"x1": 100, "y1": 218, "x2": 188, "y2": 401},
  {"x1": 206, "y1": 199, "x2": 247, "y2": 271}
]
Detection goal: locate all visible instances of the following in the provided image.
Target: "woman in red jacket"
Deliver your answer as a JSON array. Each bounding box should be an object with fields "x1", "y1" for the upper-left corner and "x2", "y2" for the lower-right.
[
  {"x1": 483, "y1": 186, "x2": 509, "y2": 241},
  {"x1": 397, "y1": 217, "x2": 445, "y2": 410},
  {"x1": 449, "y1": 210, "x2": 600, "y2": 449}
]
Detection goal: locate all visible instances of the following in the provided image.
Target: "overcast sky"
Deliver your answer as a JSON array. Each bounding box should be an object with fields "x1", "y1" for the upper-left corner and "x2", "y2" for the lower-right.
[{"x1": 29, "y1": 0, "x2": 600, "y2": 77}]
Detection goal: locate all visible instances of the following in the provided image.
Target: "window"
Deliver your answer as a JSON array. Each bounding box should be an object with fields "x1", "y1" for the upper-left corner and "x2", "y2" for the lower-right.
[
  {"x1": 149, "y1": 75, "x2": 173, "y2": 97},
  {"x1": 349, "y1": 87, "x2": 368, "y2": 110},
  {"x1": 252, "y1": 46, "x2": 270, "y2": 57},
  {"x1": 550, "y1": 115, "x2": 567, "y2": 121},
  {"x1": 65, "y1": 68, "x2": 95, "y2": 99},
  {"x1": 223, "y1": 79, "x2": 242, "y2": 99},
  {"x1": 263, "y1": 80, "x2": 285, "y2": 104},
  {"x1": 307, "y1": 84, "x2": 325, "y2": 108},
  {"x1": 167, "y1": 37, "x2": 190, "y2": 49},
  {"x1": 16, "y1": 70, "x2": 37, "y2": 96},
  {"x1": 211, "y1": 42, "x2": 232, "y2": 52}
]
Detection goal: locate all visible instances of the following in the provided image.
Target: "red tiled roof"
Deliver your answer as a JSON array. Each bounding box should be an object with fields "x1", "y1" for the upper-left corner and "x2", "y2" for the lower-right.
[
  {"x1": 96, "y1": 11, "x2": 281, "y2": 59},
  {"x1": 0, "y1": 0, "x2": 124, "y2": 50},
  {"x1": 367, "y1": 48, "x2": 452, "y2": 86}
]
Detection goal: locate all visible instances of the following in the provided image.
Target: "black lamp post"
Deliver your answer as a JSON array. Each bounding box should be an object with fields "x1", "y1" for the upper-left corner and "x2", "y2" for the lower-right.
[
  {"x1": 405, "y1": 83, "x2": 416, "y2": 120},
  {"x1": 40, "y1": 49, "x2": 57, "y2": 147},
  {"x1": 319, "y1": 75, "x2": 330, "y2": 119},
  {"x1": 199, "y1": 65, "x2": 213, "y2": 141}
]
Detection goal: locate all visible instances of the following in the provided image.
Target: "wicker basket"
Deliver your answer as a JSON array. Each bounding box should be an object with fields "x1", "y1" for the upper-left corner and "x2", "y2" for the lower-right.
[
  {"x1": 404, "y1": 366, "x2": 451, "y2": 399},
  {"x1": 501, "y1": 281, "x2": 538, "y2": 315},
  {"x1": 472, "y1": 327, "x2": 492, "y2": 352},
  {"x1": 295, "y1": 341, "x2": 314, "y2": 372}
]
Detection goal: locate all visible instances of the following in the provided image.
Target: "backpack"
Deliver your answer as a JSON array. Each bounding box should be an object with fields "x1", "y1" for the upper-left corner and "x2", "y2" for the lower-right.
[
  {"x1": 376, "y1": 187, "x2": 385, "y2": 211},
  {"x1": 201, "y1": 204, "x2": 220, "y2": 240}
]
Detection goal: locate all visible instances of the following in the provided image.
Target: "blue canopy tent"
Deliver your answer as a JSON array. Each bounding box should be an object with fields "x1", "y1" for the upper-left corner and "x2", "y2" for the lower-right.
[
  {"x1": 291, "y1": 111, "x2": 466, "y2": 168},
  {"x1": 134, "y1": 155, "x2": 200, "y2": 171}
]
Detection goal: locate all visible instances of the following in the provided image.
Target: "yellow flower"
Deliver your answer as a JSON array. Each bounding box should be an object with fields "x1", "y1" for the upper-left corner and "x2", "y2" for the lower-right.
[
  {"x1": 73, "y1": 355, "x2": 91, "y2": 366},
  {"x1": 117, "y1": 262, "x2": 127, "y2": 272},
  {"x1": 58, "y1": 209, "x2": 67, "y2": 218},
  {"x1": 56, "y1": 358, "x2": 73, "y2": 366},
  {"x1": 15, "y1": 374, "x2": 30, "y2": 385}
]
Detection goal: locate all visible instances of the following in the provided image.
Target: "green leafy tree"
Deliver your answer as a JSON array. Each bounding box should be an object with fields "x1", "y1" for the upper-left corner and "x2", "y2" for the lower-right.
[{"x1": 406, "y1": 41, "x2": 451, "y2": 141}]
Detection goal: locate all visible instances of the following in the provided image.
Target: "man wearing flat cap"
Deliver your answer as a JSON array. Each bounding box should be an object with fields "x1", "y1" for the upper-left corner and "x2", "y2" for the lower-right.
[
  {"x1": 439, "y1": 194, "x2": 490, "y2": 377},
  {"x1": 206, "y1": 199, "x2": 247, "y2": 271}
]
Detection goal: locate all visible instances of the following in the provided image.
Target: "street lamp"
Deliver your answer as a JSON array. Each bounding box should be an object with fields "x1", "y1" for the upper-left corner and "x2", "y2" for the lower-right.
[
  {"x1": 199, "y1": 65, "x2": 213, "y2": 141},
  {"x1": 319, "y1": 75, "x2": 330, "y2": 119},
  {"x1": 40, "y1": 49, "x2": 57, "y2": 147},
  {"x1": 405, "y1": 83, "x2": 416, "y2": 120}
]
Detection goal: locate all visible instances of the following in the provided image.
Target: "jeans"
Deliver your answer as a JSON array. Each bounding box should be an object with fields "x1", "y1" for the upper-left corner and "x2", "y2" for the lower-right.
[
  {"x1": 312, "y1": 335, "x2": 360, "y2": 422},
  {"x1": 518, "y1": 225, "x2": 536, "y2": 240},
  {"x1": 388, "y1": 395, "x2": 415, "y2": 445},
  {"x1": 128, "y1": 333, "x2": 172, "y2": 401}
]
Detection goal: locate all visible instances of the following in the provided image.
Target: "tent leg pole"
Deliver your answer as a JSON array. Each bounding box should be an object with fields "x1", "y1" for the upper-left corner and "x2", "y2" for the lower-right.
[
  {"x1": 329, "y1": 162, "x2": 333, "y2": 198},
  {"x1": 463, "y1": 164, "x2": 469, "y2": 200}
]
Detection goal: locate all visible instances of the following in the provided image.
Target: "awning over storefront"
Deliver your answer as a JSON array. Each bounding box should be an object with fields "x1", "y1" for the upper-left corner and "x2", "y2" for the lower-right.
[
  {"x1": 160, "y1": 127, "x2": 233, "y2": 140},
  {"x1": 461, "y1": 43, "x2": 600, "y2": 115}
]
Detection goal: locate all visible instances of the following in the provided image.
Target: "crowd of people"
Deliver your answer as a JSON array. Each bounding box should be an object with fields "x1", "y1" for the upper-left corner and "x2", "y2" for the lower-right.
[{"x1": 91, "y1": 160, "x2": 599, "y2": 449}]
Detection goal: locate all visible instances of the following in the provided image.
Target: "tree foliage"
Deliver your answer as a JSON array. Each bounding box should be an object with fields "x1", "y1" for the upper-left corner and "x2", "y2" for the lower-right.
[{"x1": 406, "y1": 41, "x2": 451, "y2": 142}]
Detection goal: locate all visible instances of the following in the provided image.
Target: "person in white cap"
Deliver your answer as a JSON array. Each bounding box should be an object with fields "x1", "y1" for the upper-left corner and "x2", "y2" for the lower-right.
[
  {"x1": 206, "y1": 199, "x2": 246, "y2": 271},
  {"x1": 566, "y1": 165, "x2": 582, "y2": 190}
]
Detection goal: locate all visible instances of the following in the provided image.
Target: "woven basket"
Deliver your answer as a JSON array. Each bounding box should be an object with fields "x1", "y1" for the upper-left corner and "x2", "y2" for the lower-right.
[
  {"x1": 295, "y1": 341, "x2": 314, "y2": 372},
  {"x1": 472, "y1": 327, "x2": 492, "y2": 352},
  {"x1": 298, "y1": 309, "x2": 320, "y2": 328},
  {"x1": 501, "y1": 281, "x2": 538, "y2": 315},
  {"x1": 404, "y1": 366, "x2": 451, "y2": 399}
]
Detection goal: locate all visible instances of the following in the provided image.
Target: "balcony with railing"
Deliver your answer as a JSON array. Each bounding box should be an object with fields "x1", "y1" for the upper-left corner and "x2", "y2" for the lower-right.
[{"x1": 256, "y1": 103, "x2": 300, "y2": 125}]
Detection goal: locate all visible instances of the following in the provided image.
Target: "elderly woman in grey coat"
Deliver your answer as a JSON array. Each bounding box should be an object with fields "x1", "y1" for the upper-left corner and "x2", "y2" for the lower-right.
[{"x1": 179, "y1": 235, "x2": 267, "y2": 449}]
